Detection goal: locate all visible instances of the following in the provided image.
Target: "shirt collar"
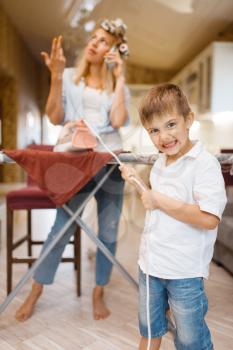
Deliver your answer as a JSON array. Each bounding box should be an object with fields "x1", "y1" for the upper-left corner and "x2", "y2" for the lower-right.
[{"x1": 183, "y1": 140, "x2": 204, "y2": 159}]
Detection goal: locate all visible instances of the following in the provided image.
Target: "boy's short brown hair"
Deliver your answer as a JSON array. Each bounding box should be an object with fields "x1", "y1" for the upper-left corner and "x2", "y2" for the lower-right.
[{"x1": 139, "y1": 83, "x2": 191, "y2": 125}]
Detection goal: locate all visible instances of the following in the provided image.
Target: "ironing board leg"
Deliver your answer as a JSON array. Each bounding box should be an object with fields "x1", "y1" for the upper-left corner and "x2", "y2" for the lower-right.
[
  {"x1": 64, "y1": 205, "x2": 138, "y2": 290},
  {"x1": 0, "y1": 165, "x2": 116, "y2": 314}
]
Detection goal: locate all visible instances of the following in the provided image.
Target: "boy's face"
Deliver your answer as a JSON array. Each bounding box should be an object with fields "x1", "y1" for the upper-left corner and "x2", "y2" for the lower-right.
[{"x1": 144, "y1": 112, "x2": 194, "y2": 160}]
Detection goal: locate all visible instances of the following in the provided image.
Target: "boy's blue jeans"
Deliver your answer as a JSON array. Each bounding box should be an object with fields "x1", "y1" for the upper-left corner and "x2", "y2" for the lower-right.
[
  {"x1": 34, "y1": 165, "x2": 124, "y2": 286},
  {"x1": 139, "y1": 268, "x2": 213, "y2": 350}
]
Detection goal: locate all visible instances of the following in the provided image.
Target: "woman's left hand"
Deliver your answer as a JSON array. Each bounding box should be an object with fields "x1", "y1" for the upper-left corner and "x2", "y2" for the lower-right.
[{"x1": 104, "y1": 50, "x2": 124, "y2": 79}]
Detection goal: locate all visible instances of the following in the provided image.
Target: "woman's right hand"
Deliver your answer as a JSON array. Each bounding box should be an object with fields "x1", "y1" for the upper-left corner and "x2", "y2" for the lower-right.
[
  {"x1": 41, "y1": 36, "x2": 66, "y2": 78},
  {"x1": 59, "y1": 121, "x2": 79, "y2": 139}
]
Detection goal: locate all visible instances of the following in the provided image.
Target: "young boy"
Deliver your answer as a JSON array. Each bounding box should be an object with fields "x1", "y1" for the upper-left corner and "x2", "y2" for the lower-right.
[{"x1": 120, "y1": 84, "x2": 227, "y2": 350}]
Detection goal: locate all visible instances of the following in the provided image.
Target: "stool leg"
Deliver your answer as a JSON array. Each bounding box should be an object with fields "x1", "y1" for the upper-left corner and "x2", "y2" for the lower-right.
[
  {"x1": 27, "y1": 209, "x2": 32, "y2": 268},
  {"x1": 74, "y1": 226, "x2": 81, "y2": 297},
  {"x1": 7, "y1": 206, "x2": 13, "y2": 295}
]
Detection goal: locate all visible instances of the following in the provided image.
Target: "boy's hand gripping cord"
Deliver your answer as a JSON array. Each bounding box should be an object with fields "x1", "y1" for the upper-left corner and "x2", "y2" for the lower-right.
[{"x1": 128, "y1": 175, "x2": 148, "y2": 195}]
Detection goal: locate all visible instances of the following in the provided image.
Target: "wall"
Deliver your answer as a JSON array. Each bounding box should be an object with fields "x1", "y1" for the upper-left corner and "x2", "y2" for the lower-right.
[
  {"x1": 0, "y1": 5, "x2": 48, "y2": 182},
  {"x1": 0, "y1": 76, "x2": 18, "y2": 182},
  {"x1": 126, "y1": 63, "x2": 173, "y2": 84}
]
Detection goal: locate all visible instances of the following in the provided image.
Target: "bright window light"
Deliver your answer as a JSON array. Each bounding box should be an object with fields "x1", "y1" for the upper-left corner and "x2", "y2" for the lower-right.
[
  {"x1": 26, "y1": 112, "x2": 35, "y2": 128},
  {"x1": 83, "y1": 0, "x2": 95, "y2": 12},
  {"x1": 69, "y1": 0, "x2": 101, "y2": 28},
  {"x1": 84, "y1": 20, "x2": 96, "y2": 32},
  {"x1": 212, "y1": 111, "x2": 233, "y2": 125},
  {"x1": 190, "y1": 120, "x2": 200, "y2": 132},
  {"x1": 70, "y1": 11, "x2": 82, "y2": 28}
]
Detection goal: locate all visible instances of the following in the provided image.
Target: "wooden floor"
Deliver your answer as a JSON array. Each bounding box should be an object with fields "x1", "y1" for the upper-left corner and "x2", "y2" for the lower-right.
[{"x1": 0, "y1": 189, "x2": 233, "y2": 350}]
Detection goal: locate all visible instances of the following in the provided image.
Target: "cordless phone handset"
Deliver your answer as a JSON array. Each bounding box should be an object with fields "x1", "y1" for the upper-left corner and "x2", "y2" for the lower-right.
[{"x1": 105, "y1": 45, "x2": 117, "y2": 70}]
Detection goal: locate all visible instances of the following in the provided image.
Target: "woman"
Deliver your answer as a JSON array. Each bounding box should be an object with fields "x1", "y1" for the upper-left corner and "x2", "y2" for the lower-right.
[{"x1": 15, "y1": 18, "x2": 130, "y2": 322}]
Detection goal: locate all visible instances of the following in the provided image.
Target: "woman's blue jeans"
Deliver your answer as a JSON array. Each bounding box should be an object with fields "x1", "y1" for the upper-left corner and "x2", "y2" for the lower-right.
[{"x1": 33, "y1": 165, "x2": 124, "y2": 286}]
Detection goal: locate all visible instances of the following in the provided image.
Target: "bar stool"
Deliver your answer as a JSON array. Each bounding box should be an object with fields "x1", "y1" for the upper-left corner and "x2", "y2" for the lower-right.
[{"x1": 6, "y1": 144, "x2": 81, "y2": 296}]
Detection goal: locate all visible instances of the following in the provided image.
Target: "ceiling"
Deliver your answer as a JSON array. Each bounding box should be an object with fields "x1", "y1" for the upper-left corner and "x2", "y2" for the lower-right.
[{"x1": 1, "y1": 0, "x2": 233, "y2": 74}]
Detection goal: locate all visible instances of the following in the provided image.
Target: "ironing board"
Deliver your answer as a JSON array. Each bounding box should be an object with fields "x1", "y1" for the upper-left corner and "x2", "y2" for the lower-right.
[
  {"x1": 0, "y1": 150, "x2": 232, "y2": 314},
  {"x1": 0, "y1": 149, "x2": 157, "y2": 314}
]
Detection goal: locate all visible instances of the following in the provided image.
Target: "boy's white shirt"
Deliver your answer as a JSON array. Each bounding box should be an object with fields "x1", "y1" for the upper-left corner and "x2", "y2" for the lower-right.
[{"x1": 138, "y1": 140, "x2": 227, "y2": 279}]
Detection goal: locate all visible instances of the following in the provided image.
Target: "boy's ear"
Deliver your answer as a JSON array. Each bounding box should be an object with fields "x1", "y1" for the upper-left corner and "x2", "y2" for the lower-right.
[{"x1": 186, "y1": 112, "x2": 194, "y2": 130}]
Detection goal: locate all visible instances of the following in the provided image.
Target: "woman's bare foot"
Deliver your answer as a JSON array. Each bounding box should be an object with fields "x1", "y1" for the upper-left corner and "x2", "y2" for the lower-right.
[
  {"x1": 92, "y1": 285, "x2": 110, "y2": 320},
  {"x1": 15, "y1": 282, "x2": 43, "y2": 322}
]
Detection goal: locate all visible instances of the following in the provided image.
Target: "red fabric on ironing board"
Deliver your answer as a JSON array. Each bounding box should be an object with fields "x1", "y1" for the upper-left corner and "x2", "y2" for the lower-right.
[{"x1": 4, "y1": 149, "x2": 113, "y2": 206}]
